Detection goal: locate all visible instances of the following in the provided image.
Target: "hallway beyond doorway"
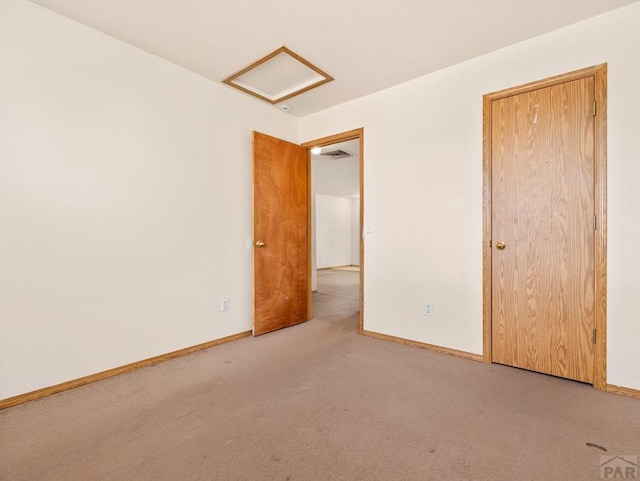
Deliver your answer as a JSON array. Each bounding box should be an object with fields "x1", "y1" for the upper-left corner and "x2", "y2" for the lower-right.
[{"x1": 313, "y1": 268, "x2": 359, "y2": 327}]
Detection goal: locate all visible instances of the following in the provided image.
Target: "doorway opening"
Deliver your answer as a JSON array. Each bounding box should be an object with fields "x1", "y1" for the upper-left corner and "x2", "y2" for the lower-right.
[{"x1": 302, "y1": 129, "x2": 364, "y2": 332}]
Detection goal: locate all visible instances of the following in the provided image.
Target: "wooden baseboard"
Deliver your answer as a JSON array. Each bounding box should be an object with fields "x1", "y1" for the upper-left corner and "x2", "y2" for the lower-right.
[
  {"x1": 606, "y1": 384, "x2": 640, "y2": 400},
  {"x1": 0, "y1": 330, "x2": 252, "y2": 411},
  {"x1": 361, "y1": 329, "x2": 483, "y2": 362},
  {"x1": 317, "y1": 265, "x2": 360, "y2": 270}
]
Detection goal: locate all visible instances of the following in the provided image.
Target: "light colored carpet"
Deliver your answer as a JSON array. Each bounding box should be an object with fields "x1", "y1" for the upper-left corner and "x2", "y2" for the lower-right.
[
  {"x1": 1, "y1": 270, "x2": 638, "y2": 481},
  {"x1": 316, "y1": 269, "x2": 359, "y2": 301}
]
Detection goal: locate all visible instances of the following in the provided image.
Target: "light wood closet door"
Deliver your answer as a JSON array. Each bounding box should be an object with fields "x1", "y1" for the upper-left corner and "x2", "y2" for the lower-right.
[{"x1": 491, "y1": 77, "x2": 596, "y2": 383}]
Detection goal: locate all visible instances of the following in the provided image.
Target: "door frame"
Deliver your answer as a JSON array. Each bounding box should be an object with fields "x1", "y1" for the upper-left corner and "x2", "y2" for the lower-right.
[
  {"x1": 482, "y1": 64, "x2": 607, "y2": 390},
  {"x1": 301, "y1": 128, "x2": 365, "y2": 332}
]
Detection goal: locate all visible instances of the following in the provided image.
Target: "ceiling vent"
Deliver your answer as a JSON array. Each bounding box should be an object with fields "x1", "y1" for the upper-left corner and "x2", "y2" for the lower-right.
[{"x1": 320, "y1": 149, "x2": 354, "y2": 159}]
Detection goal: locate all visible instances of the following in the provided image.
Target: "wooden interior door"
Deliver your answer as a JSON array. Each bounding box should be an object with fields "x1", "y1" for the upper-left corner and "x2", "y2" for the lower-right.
[
  {"x1": 491, "y1": 77, "x2": 596, "y2": 383},
  {"x1": 253, "y1": 131, "x2": 309, "y2": 336}
]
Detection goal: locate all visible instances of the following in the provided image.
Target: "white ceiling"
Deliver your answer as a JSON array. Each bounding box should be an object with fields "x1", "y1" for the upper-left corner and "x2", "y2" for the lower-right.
[{"x1": 28, "y1": 0, "x2": 638, "y2": 117}]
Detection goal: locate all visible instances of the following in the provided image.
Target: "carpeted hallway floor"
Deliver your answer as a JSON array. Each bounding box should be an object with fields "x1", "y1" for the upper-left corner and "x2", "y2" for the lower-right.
[{"x1": 1, "y1": 269, "x2": 638, "y2": 480}]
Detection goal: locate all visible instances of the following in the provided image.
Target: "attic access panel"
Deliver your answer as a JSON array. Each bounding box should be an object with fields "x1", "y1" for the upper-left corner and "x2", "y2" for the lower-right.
[{"x1": 223, "y1": 46, "x2": 334, "y2": 105}]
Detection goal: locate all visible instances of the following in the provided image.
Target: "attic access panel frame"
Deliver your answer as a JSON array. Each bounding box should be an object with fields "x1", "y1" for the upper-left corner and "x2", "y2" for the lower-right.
[{"x1": 222, "y1": 46, "x2": 334, "y2": 105}]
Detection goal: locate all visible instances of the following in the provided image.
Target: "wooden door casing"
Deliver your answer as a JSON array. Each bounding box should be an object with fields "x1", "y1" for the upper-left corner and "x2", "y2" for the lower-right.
[{"x1": 301, "y1": 128, "x2": 365, "y2": 333}]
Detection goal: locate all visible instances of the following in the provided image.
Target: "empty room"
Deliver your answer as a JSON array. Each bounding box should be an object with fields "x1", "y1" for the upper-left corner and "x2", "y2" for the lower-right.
[{"x1": 1, "y1": 1, "x2": 639, "y2": 480}]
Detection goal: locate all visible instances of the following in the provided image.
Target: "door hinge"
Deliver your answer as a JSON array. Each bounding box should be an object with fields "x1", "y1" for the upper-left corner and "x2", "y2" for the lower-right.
[
  {"x1": 593, "y1": 329, "x2": 597, "y2": 344},
  {"x1": 593, "y1": 214, "x2": 597, "y2": 230},
  {"x1": 593, "y1": 100, "x2": 597, "y2": 117}
]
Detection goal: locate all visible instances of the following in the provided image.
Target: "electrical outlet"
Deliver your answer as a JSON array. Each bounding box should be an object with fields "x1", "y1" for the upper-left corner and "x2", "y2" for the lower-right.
[
  {"x1": 221, "y1": 298, "x2": 230, "y2": 312},
  {"x1": 424, "y1": 302, "x2": 434, "y2": 317}
]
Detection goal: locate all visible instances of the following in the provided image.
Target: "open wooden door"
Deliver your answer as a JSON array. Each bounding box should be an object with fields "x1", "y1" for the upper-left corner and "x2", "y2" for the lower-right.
[{"x1": 253, "y1": 132, "x2": 309, "y2": 336}]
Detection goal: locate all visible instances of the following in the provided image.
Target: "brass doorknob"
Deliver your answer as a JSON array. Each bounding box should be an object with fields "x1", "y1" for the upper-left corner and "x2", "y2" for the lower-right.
[
  {"x1": 496, "y1": 241, "x2": 506, "y2": 250},
  {"x1": 255, "y1": 241, "x2": 265, "y2": 248}
]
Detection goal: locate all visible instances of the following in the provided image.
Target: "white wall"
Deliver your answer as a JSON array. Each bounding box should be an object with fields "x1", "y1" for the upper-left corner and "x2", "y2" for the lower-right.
[
  {"x1": 351, "y1": 197, "x2": 360, "y2": 266},
  {"x1": 300, "y1": 3, "x2": 640, "y2": 391},
  {"x1": 0, "y1": 0, "x2": 297, "y2": 399},
  {"x1": 311, "y1": 193, "x2": 318, "y2": 291},
  {"x1": 315, "y1": 194, "x2": 352, "y2": 269}
]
